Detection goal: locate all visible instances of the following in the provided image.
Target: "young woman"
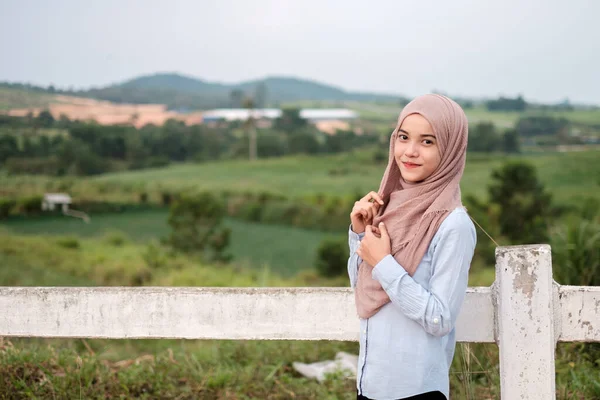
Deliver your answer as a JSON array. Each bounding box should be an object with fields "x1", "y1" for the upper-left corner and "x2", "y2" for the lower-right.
[{"x1": 347, "y1": 94, "x2": 476, "y2": 400}]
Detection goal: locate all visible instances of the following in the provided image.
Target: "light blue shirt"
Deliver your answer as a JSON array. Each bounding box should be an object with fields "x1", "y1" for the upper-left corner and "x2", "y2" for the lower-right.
[{"x1": 347, "y1": 207, "x2": 476, "y2": 400}]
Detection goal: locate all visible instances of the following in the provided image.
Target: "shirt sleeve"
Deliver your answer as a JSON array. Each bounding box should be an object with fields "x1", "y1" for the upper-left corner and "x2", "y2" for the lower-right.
[
  {"x1": 347, "y1": 224, "x2": 365, "y2": 288},
  {"x1": 371, "y1": 214, "x2": 476, "y2": 337}
]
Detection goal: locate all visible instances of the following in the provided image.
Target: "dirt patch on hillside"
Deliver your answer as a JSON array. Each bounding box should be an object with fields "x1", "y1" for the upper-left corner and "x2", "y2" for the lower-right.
[{"x1": 5, "y1": 95, "x2": 203, "y2": 128}]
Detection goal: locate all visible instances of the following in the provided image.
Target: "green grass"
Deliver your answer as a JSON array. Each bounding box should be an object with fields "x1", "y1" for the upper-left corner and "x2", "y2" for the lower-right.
[
  {"x1": 0, "y1": 211, "x2": 339, "y2": 277},
  {"x1": 0, "y1": 87, "x2": 58, "y2": 110},
  {"x1": 90, "y1": 150, "x2": 600, "y2": 206},
  {"x1": 2, "y1": 150, "x2": 598, "y2": 211}
]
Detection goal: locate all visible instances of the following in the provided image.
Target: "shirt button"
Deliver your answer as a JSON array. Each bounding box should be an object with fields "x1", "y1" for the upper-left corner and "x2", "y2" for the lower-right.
[{"x1": 433, "y1": 317, "x2": 440, "y2": 324}]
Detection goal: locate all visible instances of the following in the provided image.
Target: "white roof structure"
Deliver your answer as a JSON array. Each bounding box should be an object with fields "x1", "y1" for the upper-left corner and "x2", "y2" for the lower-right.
[
  {"x1": 202, "y1": 109, "x2": 282, "y2": 121},
  {"x1": 299, "y1": 109, "x2": 358, "y2": 120},
  {"x1": 43, "y1": 193, "x2": 72, "y2": 204},
  {"x1": 201, "y1": 108, "x2": 358, "y2": 122}
]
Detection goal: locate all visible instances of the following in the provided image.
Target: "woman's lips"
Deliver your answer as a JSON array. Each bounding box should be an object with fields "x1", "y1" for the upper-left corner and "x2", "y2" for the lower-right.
[{"x1": 402, "y1": 161, "x2": 421, "y2": 169}]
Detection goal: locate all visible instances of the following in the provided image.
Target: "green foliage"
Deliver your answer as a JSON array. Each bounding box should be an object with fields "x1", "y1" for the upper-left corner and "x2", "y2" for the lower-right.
[
  {"x1": 315, "y1": 236, "x2": 348, "y2": 277},
  {"x1": 288, "y1": 132, "x2": 320, "y2": 154},
  {"x1": 0, "y1": 199, "x2": 16, "y2": 219},
  {"x1": 468, "y1": 122, "x2": 502, "y2": 153},
  {"x1": 516, "y1": 115, "x2": 570, "y2": 137},
  {"x1": 488, "y1": 161, "x2": 553, "y2": 244},
  {"x1": 57, "y1": 139, "x2": 110, "y2": 176},
  {"x1": 274, "y1": 107, "x2": 307, "y2": 133},
  {"x1": 103, "y1": 231, "x2": 129, "y2": 247},
  {"x1": 464, "y1": 194, "x2": 502, "y2": 267},
  {"x1": 4, "y1": 156, "x2": 61, "y2": 175},
  {"x1": 36, "y1": 109, "x2": 55, "y2": 128},
  {"x1": 551, "y1": 218, "x2": 600, "y2": 286},
  {"x1": 55, "y1": 236, "x2": 80, "y2": 249},
  {"x1": 142, "y1": 240, "x2": 170, "y2": 270},
  {"x1": 502, "y1": 129, "x2": 521, "y2": 153},
  {"x1": 372, "y1": 148, "x2": 387, "y2": 163},
  {"x1": 15, "y1": 195, "x2": 43, "y2": 216},
  {"x1": 486, "y1": 95, "x2": 527, "y2": 111},
  {"x1": 138, "y1": 191, "x2": 148, "y2": 204},
  {"x1": 166, "y1": 192, "x2": 231, "y2": 262}
]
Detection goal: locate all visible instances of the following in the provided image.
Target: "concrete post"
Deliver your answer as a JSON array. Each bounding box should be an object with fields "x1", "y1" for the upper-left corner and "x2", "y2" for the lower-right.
[{"x1": 495, "y1": 245, "x2": 556, "y2": 399}]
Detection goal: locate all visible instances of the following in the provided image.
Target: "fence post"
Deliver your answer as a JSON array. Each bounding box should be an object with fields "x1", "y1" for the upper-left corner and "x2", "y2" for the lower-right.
[{"x1": 495, "y1": 245, "x2": 556, "y2": 399}]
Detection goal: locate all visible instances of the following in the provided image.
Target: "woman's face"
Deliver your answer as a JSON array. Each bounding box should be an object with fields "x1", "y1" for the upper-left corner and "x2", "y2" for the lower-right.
[{"x1": 394, "y1": 113, "x2": 441, "y2": 183}]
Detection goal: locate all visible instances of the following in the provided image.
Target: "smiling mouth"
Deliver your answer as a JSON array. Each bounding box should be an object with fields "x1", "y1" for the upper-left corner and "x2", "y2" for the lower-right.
[{"x1": 402, "y1": 161, "x2": 421, "y2": 169}]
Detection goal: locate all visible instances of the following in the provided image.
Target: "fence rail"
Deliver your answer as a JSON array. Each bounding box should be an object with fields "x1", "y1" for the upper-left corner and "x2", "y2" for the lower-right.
[{"x1": 1, "y1": 244, "x2": 599, "y2": 399}]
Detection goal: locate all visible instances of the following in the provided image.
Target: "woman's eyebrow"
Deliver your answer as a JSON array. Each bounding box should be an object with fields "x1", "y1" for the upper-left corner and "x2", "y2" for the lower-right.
[{"x1": 398, "y1": 129, "x2": 436, "y2": 139}]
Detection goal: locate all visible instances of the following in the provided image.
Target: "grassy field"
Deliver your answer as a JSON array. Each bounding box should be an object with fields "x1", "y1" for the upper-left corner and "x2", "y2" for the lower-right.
[
  {"x1": 89, "y1": 150, "x2": 600, "y2": 206},
  {"x1": 0, "y1": 211, "x2": 341, "y2": 278},
  {"x1": 2, "y1": 150, "x2": 599, "y2": 211},
  {"x1": 0, "y1": 87, "x2": 59, "y2": 111}
]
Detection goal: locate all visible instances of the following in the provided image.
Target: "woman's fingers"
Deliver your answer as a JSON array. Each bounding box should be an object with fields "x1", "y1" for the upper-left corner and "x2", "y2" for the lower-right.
[
  {"x1": 361, "y1": 209, "x2": 369, "y2": 220},
  {"x1": 361, "y1": 191, "x2": 384, "y2": 205}
]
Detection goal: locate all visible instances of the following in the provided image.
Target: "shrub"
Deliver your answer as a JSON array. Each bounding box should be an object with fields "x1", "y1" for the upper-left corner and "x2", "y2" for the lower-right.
[
  {"x1": 161, "y1": 191, "x2": 173, "y2": 206},
  {"x1": 316, "y1": 236, "x2": 348, "y2": 277},
  {"x1": 15, "y1": 195, "x2": 43, "y2": 216},
  {"x1": 142, "y1": 241, "x2": 169, "y2": 270},
  {"x1": 0, "y1": 199, "x2": 16, "y2": 219},
  {"x1": 551, "y1": 219, "x2": 600, "y2": 287},
  {"x1": 166, "y1": 191, "x2": 231, "y2": 262},
  {"x1": 56, "y1": 237, "x2": 80, "y2": 249},
  {"x1": 103, "y1": 231, "x2": 128, "y2": 247}
]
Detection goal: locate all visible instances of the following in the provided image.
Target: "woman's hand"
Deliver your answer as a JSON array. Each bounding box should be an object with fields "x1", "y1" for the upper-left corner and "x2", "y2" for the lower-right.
[
  {"x1": 350, "y1": 191, "x2": 384, "y2": 234},
  {"x1": 356, "y1": 223, "x2": 391, "y2": 267}
]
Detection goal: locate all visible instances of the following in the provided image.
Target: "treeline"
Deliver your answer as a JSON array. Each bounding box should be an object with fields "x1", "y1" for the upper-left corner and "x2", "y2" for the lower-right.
[
  {"x1": 0, "y1": 109, "x2": 592, "y2": 177},
  {"x1": 484, "y1": 95, "x2": 583, "y2": 112},
  {"x1": 0, "y1": 112, "x2": 377, "y2": 176}
]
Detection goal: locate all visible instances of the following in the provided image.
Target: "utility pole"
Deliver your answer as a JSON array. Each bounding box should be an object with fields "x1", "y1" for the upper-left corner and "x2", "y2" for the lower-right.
[{"x1": 243, "y1": 97, "x2": 257, "y2": 161}]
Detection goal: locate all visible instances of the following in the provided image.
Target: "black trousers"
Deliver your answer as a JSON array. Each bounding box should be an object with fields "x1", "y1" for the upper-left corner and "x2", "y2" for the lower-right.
[{"x1": 357, "y1": 390, "x2": 447, "y2": 400}]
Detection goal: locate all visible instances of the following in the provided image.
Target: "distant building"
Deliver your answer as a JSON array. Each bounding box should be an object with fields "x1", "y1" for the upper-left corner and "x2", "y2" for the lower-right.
[
  {"x1": 201, "y1": 108, "x2": 282, "y2": 123},
  {"x1": 42, "y1": 193, "x2": 72, "y2": 213},
  {"x1": 299, "y1": 109, "x2": 358, "y2": 122},
  {"x1": 201, "y1": 108, "x2": 358, "y2": 123},
  {"x1": 42, "y1": 193, "x2": 90, "y2": 223}
]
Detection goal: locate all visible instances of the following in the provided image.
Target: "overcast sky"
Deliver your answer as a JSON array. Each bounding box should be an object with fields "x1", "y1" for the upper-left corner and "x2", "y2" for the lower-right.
[{"x1": 1, "y1": 0, "x2": 599, "y2": 104}]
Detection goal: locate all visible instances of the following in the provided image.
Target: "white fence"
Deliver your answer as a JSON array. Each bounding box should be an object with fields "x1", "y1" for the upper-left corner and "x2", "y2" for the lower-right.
[{"x1": 1, "y1": 244, "x2": 599, "y2": 399}]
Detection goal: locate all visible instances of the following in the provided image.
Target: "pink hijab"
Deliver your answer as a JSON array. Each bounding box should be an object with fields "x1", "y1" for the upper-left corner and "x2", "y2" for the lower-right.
[{"x1": 355, "y1": 94, "x2": 469, "y2": 319}]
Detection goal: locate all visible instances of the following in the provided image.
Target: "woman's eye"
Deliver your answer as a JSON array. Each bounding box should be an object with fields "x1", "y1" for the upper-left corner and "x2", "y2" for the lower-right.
[
  {"x1": 423, "y1": 140, "x2": 434, "y2": 145},
  {"x1": 398, "y1": 134, "x2": 408, "y2": 140}
]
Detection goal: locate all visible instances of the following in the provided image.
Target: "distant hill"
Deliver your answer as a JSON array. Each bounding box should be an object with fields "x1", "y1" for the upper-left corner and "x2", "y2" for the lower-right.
[{"x1": 0, "y1": 73, "x2": 406, "y2": 110}]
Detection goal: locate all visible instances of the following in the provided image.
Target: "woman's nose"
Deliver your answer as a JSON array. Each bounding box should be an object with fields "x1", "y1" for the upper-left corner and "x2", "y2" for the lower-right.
[{"x1": 405, "y1": 142, "x2": 419, "y2": 157}]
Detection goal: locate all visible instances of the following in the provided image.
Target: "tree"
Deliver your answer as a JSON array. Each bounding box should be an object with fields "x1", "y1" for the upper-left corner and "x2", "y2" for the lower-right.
[
  {"x1": 488, "y1": 162, "x2": 553, "y2": 244},
  {"x1": 315, "y1": 236, "x2": 348, "y2": 277},
  {"x1": 275, "y1": 108, "x2": 306, "y2": 133},
  {"x1": 502, "y1": 129, "x2": 520, "y2": 153},
  {"x1": 37, "y1": 110, "x2": 55, "y2": 128},
  {"x1": 0, "y1": 135, "x2": 19, "y2": 163},
  {"x1": 486, "y1": 95, "x2": 527, "y2": 111},
  {"x1": 166, "y1": 192, "x2": 232, "y2": 262},
  {"x1": 468, "y1": 122, "x2": 501, "y2": 152}
]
